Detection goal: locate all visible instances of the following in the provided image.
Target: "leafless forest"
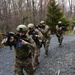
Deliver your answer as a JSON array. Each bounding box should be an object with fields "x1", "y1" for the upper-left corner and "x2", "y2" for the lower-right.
[{"x1": 0, "y1": 0, "x2": 75, "y2": 32}]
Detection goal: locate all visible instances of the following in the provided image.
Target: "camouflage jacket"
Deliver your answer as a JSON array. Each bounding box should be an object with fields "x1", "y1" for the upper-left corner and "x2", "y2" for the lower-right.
[
  {"x1": 56, "y1": 25, "x2": 63, "y2": 35},
  {"x1": 39, "y1": 25, "x2": 51, "y2": 39},
  {"x1": 2, "y1": 34, "x2": 36, "y2": 58}
]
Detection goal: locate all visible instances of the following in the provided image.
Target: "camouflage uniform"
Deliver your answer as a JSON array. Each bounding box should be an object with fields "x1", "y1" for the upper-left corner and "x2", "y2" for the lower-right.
[
  {"x1": 56, "y1": 21, "x2": 63, "y2": 46},
  {"x1": 38, "y1": 21, "x2": 51, "y2": 56},
  {"x1": 0, "y1": 32, "x2": 3, "y2": 48},
  {"x1": 28, "y1": 23, "x2": 43, "y2": 66},
  {"x1": 2, "y1": 25, "x2": 36, "y2": 75}
]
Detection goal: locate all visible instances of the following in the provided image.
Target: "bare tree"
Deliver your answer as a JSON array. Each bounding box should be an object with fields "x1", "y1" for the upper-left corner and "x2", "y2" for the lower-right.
[
  {"x1": 1, "y1": 0, "x2": 75, "y2": 32},
  {"x1": 68, "y1": 0, "x2": 73, "y2": 18}
]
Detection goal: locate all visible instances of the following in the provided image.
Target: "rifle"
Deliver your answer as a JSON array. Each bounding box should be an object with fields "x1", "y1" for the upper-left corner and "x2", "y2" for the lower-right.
[
  {"x1": 58, "y1": 24, "x2": 69, "y2": 30},
  {"x1": 28, "y1": 30, "x2": 41, "y2": 46},
  {"x1": 1, "y1": 32, "x2": 30, "y2": 50},
  {"x1": 36, "y1": 24, "x2": 45, "y2": 29}
]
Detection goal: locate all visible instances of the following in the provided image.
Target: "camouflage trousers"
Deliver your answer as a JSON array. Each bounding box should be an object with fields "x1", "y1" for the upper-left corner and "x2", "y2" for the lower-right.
[
  {"x1": 57, "y1": 35, "x2": 63, "y2": 45},
  {"x1": 34, "y1": 46, "x2": 40, "y2": 66},
  {"x1": 43, "y1": 37, "x2": 51, "y2": 55},
  {"x1": 13, "y1": 57, "x2": 34, "y2": 75}
]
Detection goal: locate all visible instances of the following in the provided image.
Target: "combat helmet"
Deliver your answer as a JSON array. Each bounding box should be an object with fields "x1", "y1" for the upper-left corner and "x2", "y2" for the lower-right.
[
  {"x1": 28, "y1": 23, "x2": 34, "y2": 29},
  {"x1": 40, "y1": 21, "x2": 45, "y2": 24},
  {"x1": 16, "y1": 24, "x2": 27, "y2": 32},
  {"x1": 58, "y1": 21, "x2": 62, "y2": 24}
]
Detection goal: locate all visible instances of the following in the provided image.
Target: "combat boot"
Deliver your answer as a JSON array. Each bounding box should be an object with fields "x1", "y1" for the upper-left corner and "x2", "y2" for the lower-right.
[
  {"x1": 45, "y1": 49, "x2": 48, "y2": 56},
  {"x1": 59, "y1": 43, "x2": 61, "y2": 46}
]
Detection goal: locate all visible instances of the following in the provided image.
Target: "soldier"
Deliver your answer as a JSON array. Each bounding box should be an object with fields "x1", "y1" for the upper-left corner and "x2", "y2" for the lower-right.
[
  {"x1": 2, "y1": 25, "x2": 36, "y2": 75},
  {"x1": 38, "y1": 21, "x2": 51, "y2": 56},
  {"x1": 27, "y1": 23, "x2": 43, "y2": 66},
  {"x1": 56, "y1": 21, "x2": 63, "y2": 46}
]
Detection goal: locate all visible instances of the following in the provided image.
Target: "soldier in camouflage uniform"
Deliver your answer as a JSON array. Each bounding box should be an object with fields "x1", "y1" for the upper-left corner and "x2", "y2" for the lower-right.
[
  {"x1": 28, "y1": 23, "x2": 43, "y2": 66},
  {"x1": 56, "y1": 21, "x2": 63, "y2": 46},
  {"x1": 2, "y1": 25, "x2": 36, "y2": 75},
  {"x1": 38, "y1": 21, "x2": 51, "y2": 56}
]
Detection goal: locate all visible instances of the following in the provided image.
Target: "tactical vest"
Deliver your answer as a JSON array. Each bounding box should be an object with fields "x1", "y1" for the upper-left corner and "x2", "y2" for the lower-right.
[
  {"x1": 28, "y1": 30, "x2": 40, "y2": 45},
  {"x1": 41, "y1": 25, "x2": 50, "y2": 38},
  {"x1": 14, "y1": 34, "x2": 31, "y2": 59}
]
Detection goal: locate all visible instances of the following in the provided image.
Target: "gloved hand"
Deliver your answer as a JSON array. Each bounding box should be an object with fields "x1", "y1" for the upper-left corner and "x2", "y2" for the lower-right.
[
  {"x1": 35, "y1": 35, "x2": 38, "y2": 39},
  {"x1": 20, "y1": 39, "x2": 28, "y2": 45},
  {"x1": 59, "y1": 27, "x2": 62, "y2": 30},
  {"x1": 1, "y1": 38, "x2": 8, "y2": 44},
  {"x1": 9, "y1": 36, "x2": 14, "y2": 42}
]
